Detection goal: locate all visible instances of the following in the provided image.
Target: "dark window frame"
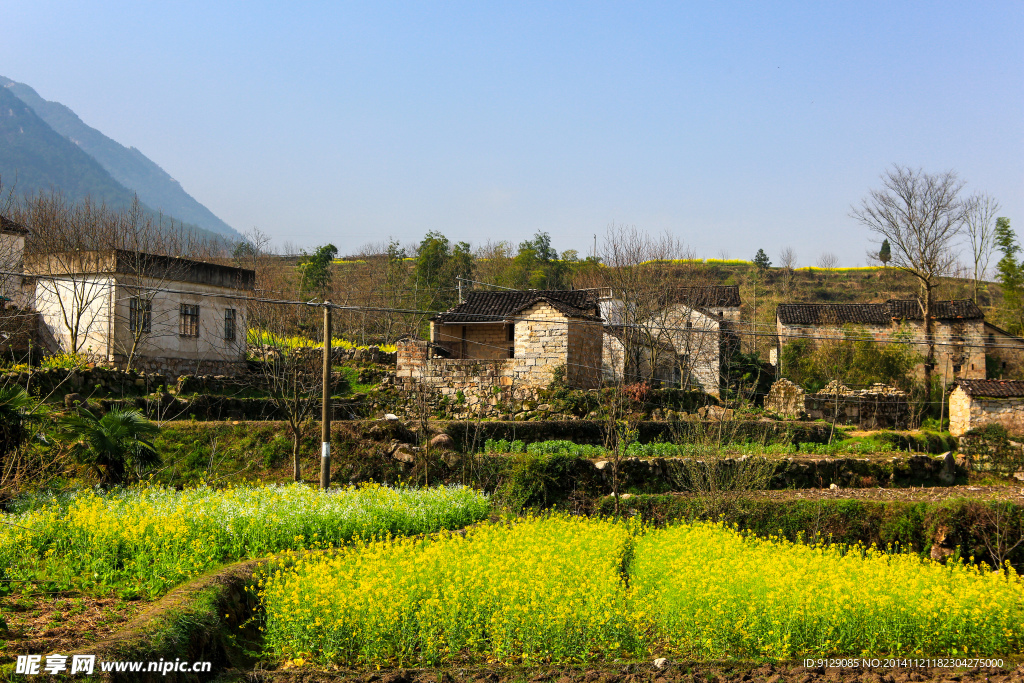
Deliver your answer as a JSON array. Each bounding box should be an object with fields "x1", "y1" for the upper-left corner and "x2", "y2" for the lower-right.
[
  {"x1": 179, "y1": 303, "x2": 200, "y2": 337},
  {"x1": 129, "y1": 297, "x2": 152, "y2": 334},
  {"x1": 224, "y1": 308, "x2": 237, "y2": 341}
]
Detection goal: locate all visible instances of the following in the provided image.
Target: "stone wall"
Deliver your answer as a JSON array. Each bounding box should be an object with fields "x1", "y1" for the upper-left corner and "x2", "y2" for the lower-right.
[
  {"x1": 777, "y1": 319, "x2": 985, "y2": 385},
  {"x1": 805, "y1": 382, "x2": 910, "y2": 429},
  {"x1": 513, "y1": 302, "x2": 570, "y2": 387},
  {"x1": 120, "y1": 356, "x2": 247, "y2": 379},
  {"x1": 765, "y1": 379, "x2": 909, "y2": 429},
  {"x1": 765, "y1": 379, "x2": 805, "y2": 418},
  {"x1": 949, "y1": 386, "x2": 1024, "y2": 437}
]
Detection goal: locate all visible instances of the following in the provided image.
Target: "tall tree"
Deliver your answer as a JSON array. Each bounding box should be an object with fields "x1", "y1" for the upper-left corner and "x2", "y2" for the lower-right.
[
  {"x1": 964, "y1": 192, "x2": 1001, "y2": 303},
  {"x1": 851, "y1": 165, "x2": 969, "y2": 388},
  {"x1": 752, "y1": 249, "x2": 771, "y2": 271},
  {"x1": 879, "y1": 239, "x2": 891, "y2": 266},
  {"x1": 994, "y1": 218, "x2": 1024, "y2": 334},
  {"x1": 414, "y1": 231, "x2": 472, "y2": 311},
  {"x1": 510, "y1": 231, "x2": 569, "y2": 290},
  {"x1": 297, "y1": 244, "x2": 338, "y2": 299}
]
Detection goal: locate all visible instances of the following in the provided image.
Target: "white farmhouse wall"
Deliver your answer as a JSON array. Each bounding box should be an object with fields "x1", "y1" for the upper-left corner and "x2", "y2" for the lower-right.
[{"x1": 33, "y1": 275, "x2": 115, "y2": 357}]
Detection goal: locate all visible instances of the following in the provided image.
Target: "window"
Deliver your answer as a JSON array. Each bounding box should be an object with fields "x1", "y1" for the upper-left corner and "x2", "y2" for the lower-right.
[
  {"x1": 129, "y1": 298, "x2": 151, "y2": 334},
  {"x1": 224, "y1": 308, "x2": 237, "y2": 341},
  {"x1": 179, "y1": 304, "x2": 200, "y2": 337},
  {"x1": 989, "y1": 333, "x2": 996, "y2": 346}
]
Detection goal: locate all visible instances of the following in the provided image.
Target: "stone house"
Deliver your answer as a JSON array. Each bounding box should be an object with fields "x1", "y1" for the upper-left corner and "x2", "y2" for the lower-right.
[
  {"x1": 949, "y1": 379, "x2": 1024, "y2": 437},
  {"x1": 25, "y1": 249, "x2": 255, "y2": 377},
  {"x1": 776, "y1": 299, "x2": 985, "y2": 385},
  {"x1": 983, "y1": 322, "x2": 1024, "y2": 379},
  {"x1": 600, "y1": 285, "x2": 741, "y2": 397},
  {"x1": 396, "y1": 290, "x2": 603, "y2": 408}
]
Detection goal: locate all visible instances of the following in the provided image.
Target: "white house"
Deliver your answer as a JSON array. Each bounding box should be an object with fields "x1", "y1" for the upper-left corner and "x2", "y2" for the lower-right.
[{"x1": 25, "y1": 249, "x2": 255, "y2": 377}]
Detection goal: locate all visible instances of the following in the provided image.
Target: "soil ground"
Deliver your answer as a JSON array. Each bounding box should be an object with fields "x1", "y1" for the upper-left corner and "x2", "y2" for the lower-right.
[
  {"x1": 0, "y1": 592, "x2": 143, "y2": 658},
  {"x1": 636, "y1": 485, "x2": 1024, "y2": 503},
  {"x1": 242, "y1": 662, "x2": 1024, "y2": 683}
]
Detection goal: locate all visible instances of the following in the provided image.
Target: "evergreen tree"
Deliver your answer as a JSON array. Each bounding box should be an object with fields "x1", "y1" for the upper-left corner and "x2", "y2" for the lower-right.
[
  {"x1": 994, "y1": 218, "x2": 1024, "y2": 334},
  {"x1": 879, "y1": 239, "x2": 891, "y2": 265},
  {"x1": 753, "y1": 248, "x2": 771, "y2": 270},
  {"x1": 297, "y1": 244, "x2": 338, "y2": 299}
]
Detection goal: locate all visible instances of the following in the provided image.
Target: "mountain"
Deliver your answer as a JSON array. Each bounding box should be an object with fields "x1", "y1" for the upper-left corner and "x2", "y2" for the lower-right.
[{"x1": 0, "y1": 76, "x2": 239, "y2": 240}]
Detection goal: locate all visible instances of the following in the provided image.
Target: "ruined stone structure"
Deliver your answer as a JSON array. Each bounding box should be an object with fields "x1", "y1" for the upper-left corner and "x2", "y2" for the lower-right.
[
  {"x1": 776, "y1": 299, "x2": 986, "y2": 385},
  {"x1": 25, "y1": 250, "x2": 255, "y2": 378},
  {"x1": 765, "y1": 378, "x2": 909, "y2": 429},
  {"x1": 764, "y1": 378, "x2": 805, "y2": 418},
  {"x1": 949, "y1": 379, "x2": 1024, "y2": 437},
  {"x1": 397, "y1": 290, "x2": 604, "y2": 411}
]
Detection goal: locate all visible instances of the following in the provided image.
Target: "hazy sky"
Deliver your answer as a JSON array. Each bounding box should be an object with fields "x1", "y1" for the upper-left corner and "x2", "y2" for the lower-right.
[{"x1": 3, "y1": 1, "x2": 1022, "y2": 266}]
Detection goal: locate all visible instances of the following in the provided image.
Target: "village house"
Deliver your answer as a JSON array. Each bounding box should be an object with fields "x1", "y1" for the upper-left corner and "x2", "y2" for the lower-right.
[
  {"x1": 775, "y1": 299, "x2": 986, "y2": 385},
  {"x1": 24, "y1": 249, "x2": 255, "y2": 377},
  {"x1": 600, "y1": 285, "x2": 741, "y2": 397},
  {"x1": 396, "y1": 289, "x2": 603, "y2": 408},
  {"x1": 983, "y1": 322, "x2": 1024, "y2": 378},
  {"x1": 949, "y1": 379, "x2": 1024, "y2": 437},
  {"x1": 0, "y1": 215, "x2": 29, "y2": 306}
]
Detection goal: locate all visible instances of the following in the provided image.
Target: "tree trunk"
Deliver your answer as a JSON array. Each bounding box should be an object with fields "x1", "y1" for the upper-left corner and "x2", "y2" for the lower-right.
[
  {"x1": 923, "y1": 282, "x2": 934, "y2": 394},
  {"x1": 292, "y1": 429, "x2": 302, "y2": 482}
]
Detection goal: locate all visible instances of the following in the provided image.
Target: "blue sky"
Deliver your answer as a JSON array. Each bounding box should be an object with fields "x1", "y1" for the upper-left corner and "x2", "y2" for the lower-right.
[{"x1": 2, "y1": 1, "x2": 1022, "y2": 266}]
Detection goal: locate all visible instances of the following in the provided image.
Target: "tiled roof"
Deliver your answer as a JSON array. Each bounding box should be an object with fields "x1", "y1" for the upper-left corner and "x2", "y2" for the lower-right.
[
  {"x1": 777, "y1": 303, "x2": 892, "y2": 325},
  {"x1": 432, "y1": 290, "x2": 602, "y2": 323},
  {"x1": 954, "y1": 379, "x2": 1024, "y2": 398},
  {"x1": 0, "y1": 215, "x2": 28, "y2": 235},
  {"x1": 777, "y1": 299, "x2": 984, "y2": 326},
  {"x1": 664, "y1": 285, "x2": 741, "y2": 308},
  {"x1": 887, "y1": 299, "x2": 983, "y2": 321}
]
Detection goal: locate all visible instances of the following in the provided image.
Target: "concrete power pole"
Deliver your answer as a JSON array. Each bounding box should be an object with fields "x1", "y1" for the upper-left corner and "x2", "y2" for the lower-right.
[{"x1": 320, "y1": 302, "x2": 332, "y2": 490}]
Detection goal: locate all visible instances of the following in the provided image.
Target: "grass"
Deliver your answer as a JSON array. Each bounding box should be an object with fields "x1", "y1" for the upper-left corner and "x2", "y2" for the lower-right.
[
  {"x1": 481, "y1": 437, "x2": 901, "y2": 458},
  {"x1": 257, "y1": 515, "x2": 1024, "y2": 667},
  {"x1": 0, "y1": 483, "x2": 490, "y2": 600}
]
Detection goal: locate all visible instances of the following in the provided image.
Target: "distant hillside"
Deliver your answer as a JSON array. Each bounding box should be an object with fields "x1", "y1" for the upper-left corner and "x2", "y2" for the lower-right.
[
  {"x1": 0, "y1": 85, "x2": 147, "y2": 207},
  {"x1": 0, "y1": 76, "x2": 239, "y2": 240}
]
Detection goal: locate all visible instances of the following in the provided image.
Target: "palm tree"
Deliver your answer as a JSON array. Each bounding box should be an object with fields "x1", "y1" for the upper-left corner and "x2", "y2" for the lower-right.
[
  {"x1": 0, "y1": 385, "x2": 33, "y2": 458},
  {"x1": 59, "y1": 408, "x2": 161, "y2": 485}
]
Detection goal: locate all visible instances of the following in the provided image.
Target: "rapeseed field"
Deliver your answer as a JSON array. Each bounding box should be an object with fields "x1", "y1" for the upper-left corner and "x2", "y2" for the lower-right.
[
  {"x1": 259, "y1": 517, "x2": 1024, "y2": 666},
  {"x1": 0, "y1": 483, "x2": 489, "y2": 598}
]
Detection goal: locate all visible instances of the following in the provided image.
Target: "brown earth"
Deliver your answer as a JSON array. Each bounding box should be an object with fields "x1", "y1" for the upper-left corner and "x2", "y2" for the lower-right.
[
  {"x1": 247, "y1": 662, "x2": 1024, "y2": 683},
  {"x1": 0, "y1": 592, "x2": 144, "y2": 658},
  {"x1": 667, "y1": 485, "x2": 1024, "y2": 503}
]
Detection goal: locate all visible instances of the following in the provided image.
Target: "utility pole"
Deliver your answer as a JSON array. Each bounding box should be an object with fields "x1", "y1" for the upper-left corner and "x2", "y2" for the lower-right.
[
  {"x1": 458, "y1": 277, "x2": 463, "y2": 304},
  {"x1": 320, "y1": 301, "x2": 332, "y2": 490}
]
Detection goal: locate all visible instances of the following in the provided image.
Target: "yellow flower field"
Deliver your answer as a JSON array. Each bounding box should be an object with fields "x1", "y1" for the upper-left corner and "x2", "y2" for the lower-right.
[
  {"x1": 258, "y1": 516, "x2": 641, "y2": 666},
  {"x1": 0, "y1": 483, "x2": 489, "y2": 599},
  {"x1": 258, "y1": 517, "x2": 1024, "y2": 666}
]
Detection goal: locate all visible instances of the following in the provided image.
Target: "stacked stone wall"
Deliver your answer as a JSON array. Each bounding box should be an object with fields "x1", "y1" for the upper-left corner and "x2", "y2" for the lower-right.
[
  {"x1": 765, "y1": 379, "x2": 805, "y2": 418},
  {"x1": 949, "y1": 388, "x2": 1024, "y2": 437},
  {"x1": 513, "y1": 302, "x2": 570, "y2": 387}
]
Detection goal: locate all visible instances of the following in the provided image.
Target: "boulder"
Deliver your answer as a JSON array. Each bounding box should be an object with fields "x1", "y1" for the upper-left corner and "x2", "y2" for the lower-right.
[
  {"x1": 429, "y1": 433, "x2": 455, "y2": 450},
  {"x1": 64, "y1": 393, "x2": 84, "y2": 409}
]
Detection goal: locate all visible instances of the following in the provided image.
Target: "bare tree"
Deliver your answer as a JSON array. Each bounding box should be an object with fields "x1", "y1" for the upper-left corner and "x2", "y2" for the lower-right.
[
  {"x1": 816, "y1": 252, "x2": 839, "y2": 270},
  {"x1": 964, "y1": 192, "x2": 1001, "y2": 304},
  {"x1": 851, "y1": 165, "x2": 969, "y2": 388},
  {"x1": 19, "y1": 192, "x2": 117, "y2": 357},
  {"x1": 248, "y1": 254, "x2": 324, "y2": 482},
  {"x1": 778, "y1": 247, "x2": 797, "y2": 296}
]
